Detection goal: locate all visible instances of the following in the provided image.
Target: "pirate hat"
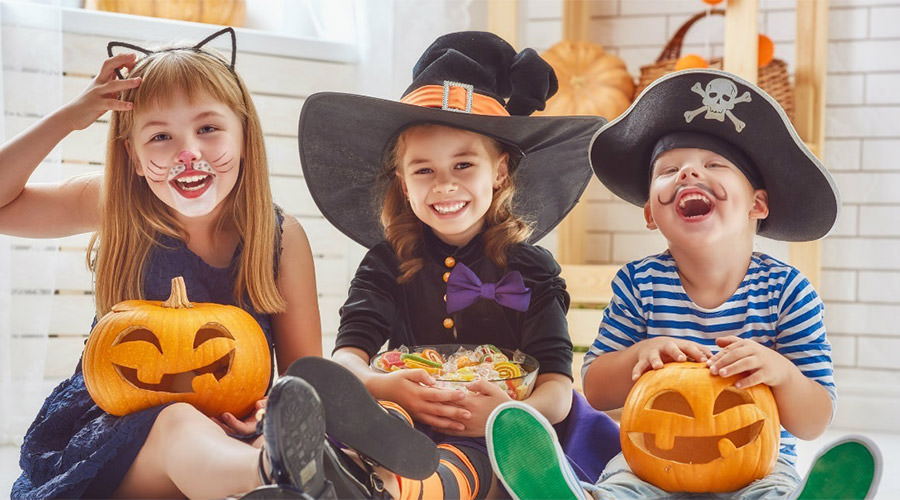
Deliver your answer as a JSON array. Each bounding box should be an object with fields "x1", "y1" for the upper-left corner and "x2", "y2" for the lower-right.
[
  {"x1": 298, "y1": 31, "x2": 604, "y2": 249},
  {"x1": 590, "y1": 69, "x2": 840, "y2": 242}
]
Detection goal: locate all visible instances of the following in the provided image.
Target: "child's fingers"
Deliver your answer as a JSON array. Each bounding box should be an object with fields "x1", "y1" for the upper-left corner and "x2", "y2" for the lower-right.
[
  {"x1": 683, "y1": 343, "x2": 711, "y2": 362},
  {"x1": 662, "y1": 342, "x2": 688, "y2": 363},
  {"x1": 715, "y1": 335, "x2": 741, "y2": 348},
  {"x1": 104, "y1": 98, "x2": 133, "y2": 112},
  {"x1": 418, "y1": 385, "x2": 465, "y2": 403},
  {"x1": 97, "y1": 52, "x2": 137, "y2": 81},
  {"x1": 733, "y1": 370, "x2": 765, "y2": 389},
  {"x1": 632, "y1": 358, "x2": 649, "y2": 380},
  {"x1": 402, "y1": 368, "x2": 437, "y2": 387},
  {"x1": 97, "y1": 77, "x2": 141, "y2": 96}
]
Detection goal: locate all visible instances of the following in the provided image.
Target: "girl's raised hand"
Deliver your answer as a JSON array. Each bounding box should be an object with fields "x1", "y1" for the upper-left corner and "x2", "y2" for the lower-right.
[{"x1": 60, "y1": 53, "x2": 141, "y2": 131}]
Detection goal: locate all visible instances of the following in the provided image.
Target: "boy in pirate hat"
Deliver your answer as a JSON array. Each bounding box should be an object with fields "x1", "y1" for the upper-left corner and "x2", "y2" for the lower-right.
[
  {"x1": 295, "y1": 31, "x2": 620, "y2": 499},
  {"x1": 486, "y1": 69, "x2": 879, "y2": 499}
]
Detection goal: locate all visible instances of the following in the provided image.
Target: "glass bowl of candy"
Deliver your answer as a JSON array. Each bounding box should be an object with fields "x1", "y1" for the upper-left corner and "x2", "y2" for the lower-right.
[{"x1": 370, "y1": 344, "x2": 540, "y2": 401}]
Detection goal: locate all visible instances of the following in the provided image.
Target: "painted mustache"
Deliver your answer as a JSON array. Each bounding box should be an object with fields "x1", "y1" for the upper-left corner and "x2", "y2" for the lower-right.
[
  {"x1": 657, "y1": 182, "x2": 728, "y2": 206},
  {"x1": 145, "y1": 152, "x2": 233, "y2": 182}
]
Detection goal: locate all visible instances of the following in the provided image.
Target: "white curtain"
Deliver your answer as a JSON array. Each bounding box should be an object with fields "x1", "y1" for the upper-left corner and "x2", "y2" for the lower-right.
[{"x1": 0, "y1": 1, "x2": 62, "y2": 445}]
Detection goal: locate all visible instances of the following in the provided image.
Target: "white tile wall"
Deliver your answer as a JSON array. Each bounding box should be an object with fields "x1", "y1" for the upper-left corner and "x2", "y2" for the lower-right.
[{"x1": 521, "y1": 0, "x2": 900, "y2": 432}]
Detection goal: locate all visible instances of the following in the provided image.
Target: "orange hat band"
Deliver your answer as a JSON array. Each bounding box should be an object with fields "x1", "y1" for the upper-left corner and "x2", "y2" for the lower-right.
[{"x1": 401, "y1": 81, "x2": 509, "y2": 117}]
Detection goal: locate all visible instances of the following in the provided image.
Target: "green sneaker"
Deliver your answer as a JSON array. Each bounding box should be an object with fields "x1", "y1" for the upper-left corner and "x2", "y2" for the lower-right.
[
  {"x1": 487, "y1": 402, "x2": 585, "y2": 500},
  {"x1": 795, "y1": 434, "x2": 882, "y2": 500}
]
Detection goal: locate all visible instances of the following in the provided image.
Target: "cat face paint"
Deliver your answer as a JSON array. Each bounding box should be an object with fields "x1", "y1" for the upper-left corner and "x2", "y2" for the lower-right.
[{"x1": 130, "y1": 90, "x2": 243, "y2": 219}]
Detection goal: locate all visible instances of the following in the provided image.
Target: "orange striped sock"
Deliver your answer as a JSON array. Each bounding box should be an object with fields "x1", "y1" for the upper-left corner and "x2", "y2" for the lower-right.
[
  {"x1": 396, "y1": 444, "x2": 480, "y2": 500},
  {"x1": 378, "y1": 400, "x2": 413, "y2": 426}
]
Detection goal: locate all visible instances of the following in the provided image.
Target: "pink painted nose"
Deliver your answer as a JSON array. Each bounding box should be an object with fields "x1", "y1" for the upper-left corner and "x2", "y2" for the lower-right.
[{"x1": 177, "y1": 150, "x2": 196, "y2": 166}]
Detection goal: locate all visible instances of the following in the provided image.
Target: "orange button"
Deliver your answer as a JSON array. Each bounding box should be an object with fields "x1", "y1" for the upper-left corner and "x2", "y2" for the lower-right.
[
  {"x1": 442, "y1": 271, "x2": 451, "y2": 283},
  {"x1": 443, "y1": 318, "x2": 454, "y2": 329},
  {"x1": 444, "y1": 256, "x2": 456, "y2": 268}
]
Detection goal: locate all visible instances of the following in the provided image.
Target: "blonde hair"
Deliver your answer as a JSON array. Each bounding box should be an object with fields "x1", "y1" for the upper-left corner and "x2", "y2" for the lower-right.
[
  {"x1": 381, "y1": 124, "x2": 531, "y2": 283},
  {"x1": 89, "y1": 48, "x2": 284, "y2": 316}
]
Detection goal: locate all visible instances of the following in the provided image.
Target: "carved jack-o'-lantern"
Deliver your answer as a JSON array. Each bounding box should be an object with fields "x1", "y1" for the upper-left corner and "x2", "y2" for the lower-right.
[
  {"x1": 620, "y1": 362, "x2": 780, "y2": 493},
  {"x1": 83, "y1": 277, "x2": 270, "y2": 417}
]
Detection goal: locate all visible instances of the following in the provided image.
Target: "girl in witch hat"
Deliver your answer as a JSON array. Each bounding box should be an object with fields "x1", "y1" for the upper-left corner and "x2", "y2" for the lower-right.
[{"x1": 296, "y1": 31, "x2": 621, "y2": 499}]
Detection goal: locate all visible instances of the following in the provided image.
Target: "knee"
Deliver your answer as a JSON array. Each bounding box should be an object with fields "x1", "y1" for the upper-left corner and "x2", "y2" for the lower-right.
[{"x1": 155, "y1": 402, "x2": 209, "y2": 434}]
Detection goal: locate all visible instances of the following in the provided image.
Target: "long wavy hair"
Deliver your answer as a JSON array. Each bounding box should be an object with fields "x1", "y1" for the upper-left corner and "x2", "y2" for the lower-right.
[
  {"x1": 380, "y1": 124, "x2": 532, "y2": 283},
  {"x1": 89, "y1": 48, "x2": 284, "y2": 316}
]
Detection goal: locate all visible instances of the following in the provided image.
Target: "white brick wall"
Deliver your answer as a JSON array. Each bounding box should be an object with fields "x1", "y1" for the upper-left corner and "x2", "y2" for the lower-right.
[{"x1": 521, "y1": 0, "x2": 900, "y2": 433}]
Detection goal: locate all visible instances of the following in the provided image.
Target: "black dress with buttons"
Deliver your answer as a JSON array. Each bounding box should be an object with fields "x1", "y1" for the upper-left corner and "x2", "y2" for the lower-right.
[{"x1": 336, "y1": 229, "x2": 573, "y2": 379}]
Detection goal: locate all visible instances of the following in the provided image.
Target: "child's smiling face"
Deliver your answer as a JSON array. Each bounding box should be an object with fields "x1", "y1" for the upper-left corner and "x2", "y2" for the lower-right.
[
  {"x1": 644, "y1": 148, "x2": 768, "y2": 248},
  {"x1": 397, "y1": 124, "x2": 509, "y2": 247},
  {"x1": 128, "y1": 89, "x2": 243, "y2": 220}
]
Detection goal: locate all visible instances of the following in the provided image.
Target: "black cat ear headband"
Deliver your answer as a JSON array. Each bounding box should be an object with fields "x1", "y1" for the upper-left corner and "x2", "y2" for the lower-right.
[{"x1": 107, "y1": 26, "x2": 237, "y2": 80}]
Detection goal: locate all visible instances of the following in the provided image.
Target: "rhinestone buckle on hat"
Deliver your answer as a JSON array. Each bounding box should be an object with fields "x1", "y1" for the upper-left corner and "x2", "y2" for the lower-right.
[{"x1": 442, "y1": 80, "x2": 474, "y2": 113}]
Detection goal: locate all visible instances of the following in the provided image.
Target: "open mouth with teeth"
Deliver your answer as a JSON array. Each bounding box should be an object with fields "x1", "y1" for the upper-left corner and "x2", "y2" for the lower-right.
[
  {"x1": 171, "y1": 170, "x2": 214, "y2": 199},
  {"x1": 676, "y1": 190, "x2": 714, "y2": 220},
  {"x1": 113, "y1": 349, "x2": 234, "y2": 393},
  {"x1": 431, "y1": 201, "x2": 469, "y2": 215},
  {"x1": 626, "y1": 419, "x2": 764, "y2": 464}
]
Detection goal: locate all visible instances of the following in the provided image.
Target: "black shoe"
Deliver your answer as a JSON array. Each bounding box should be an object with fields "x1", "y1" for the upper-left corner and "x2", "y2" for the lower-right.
[
  {"x1": 287, "y1": 357, "x2": 438, "y2": 480},
  {"x1": 258, "y1": 376, "x2": 337, "y2": 499},
  {"x1": 323, "y1": 439, "x2": 395, "y2": 500},
  {"x1": 239, "y1": 484, "x2": 311, "y2": 499}
]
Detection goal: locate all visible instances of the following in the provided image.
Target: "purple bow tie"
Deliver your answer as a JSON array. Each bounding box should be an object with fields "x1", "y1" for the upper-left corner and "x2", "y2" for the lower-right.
[{"x1": 445, "y1": 262, "x2": 531, "y2": 314}]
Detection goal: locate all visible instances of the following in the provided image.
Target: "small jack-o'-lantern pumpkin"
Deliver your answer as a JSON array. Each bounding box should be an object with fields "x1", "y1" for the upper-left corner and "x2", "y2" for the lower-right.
[
  {"x1": 83, "y1": 276, "x2": 270, "y2": 417},
  {"x1": 620, "y1": 362, "x2": 780, "y2": 493}
]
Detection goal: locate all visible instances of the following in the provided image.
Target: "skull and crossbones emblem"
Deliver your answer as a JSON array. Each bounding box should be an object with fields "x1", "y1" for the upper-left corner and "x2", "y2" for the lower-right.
[{"x1": 684, "y1": 78, "x2": 752, "y2": 132}]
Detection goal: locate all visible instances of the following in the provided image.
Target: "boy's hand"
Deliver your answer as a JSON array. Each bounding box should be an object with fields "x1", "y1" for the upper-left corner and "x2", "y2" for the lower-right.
[
  {"x1": 632, "y1": 337, "x2": 712, "y2": 380},
  {"x1": 442, "y1": 380, "x2": 512, "y2": 437},
  {"x1": 371, "y1": 369, "x2": 470, "y2": 432},
  {"x1": 707, "y1": 336, "x2": 793, "y2": 389},
  {"x1": 60, "y1": 53, "x2": 141, "y2": 131}
]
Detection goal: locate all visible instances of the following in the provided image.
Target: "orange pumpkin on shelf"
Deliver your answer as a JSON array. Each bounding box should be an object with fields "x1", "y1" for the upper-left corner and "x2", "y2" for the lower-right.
[
  {"x1": 85, "y1": 0, "x2": 246, "y2": 27},
  {"x1": 620, "y1": 362, "x2": 780, "y2": 493},
  {"x1": 675, "y1": 53, "x2": 709, "y2": 70},
  {"x1": 537, "y1": 40, "x2": 635, "y2": 121},
  {"x1": 83, "y1": 276, "x2": 270, "y2": 417}
]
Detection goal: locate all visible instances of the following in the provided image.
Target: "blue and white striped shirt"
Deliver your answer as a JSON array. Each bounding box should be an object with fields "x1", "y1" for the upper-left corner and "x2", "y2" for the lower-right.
[{"x1": 582, "y1": 251, "x2": 835, "y2": 464}]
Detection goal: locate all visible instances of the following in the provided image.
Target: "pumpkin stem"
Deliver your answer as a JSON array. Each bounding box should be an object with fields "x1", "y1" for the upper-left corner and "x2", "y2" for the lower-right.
[{"x1": 163, "y1": 276, "x2": 193, "y2": 309}]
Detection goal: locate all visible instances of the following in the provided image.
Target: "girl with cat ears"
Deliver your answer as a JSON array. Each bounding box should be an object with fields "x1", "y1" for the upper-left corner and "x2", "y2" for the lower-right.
[{"x1": 5, "y1": 27, "x2": 435, "y2": 499}]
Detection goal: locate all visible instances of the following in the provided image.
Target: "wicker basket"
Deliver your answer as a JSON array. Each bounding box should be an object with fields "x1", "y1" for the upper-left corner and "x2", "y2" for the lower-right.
[{"x1": 635, "y1": 9, "x2": 793, "y2": 121}]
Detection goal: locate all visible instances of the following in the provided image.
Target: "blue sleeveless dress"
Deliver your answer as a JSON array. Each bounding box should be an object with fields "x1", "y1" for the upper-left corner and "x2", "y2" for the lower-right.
[{"x1": 13, "y1": 209, "x2": 283, "y2": 499}]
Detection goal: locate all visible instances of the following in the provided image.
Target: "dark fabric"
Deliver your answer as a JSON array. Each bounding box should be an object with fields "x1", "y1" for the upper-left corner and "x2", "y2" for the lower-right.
[
  {"x1": 13, "y1": 208, "x2": 284, "y2": 500},
  {"x1": 335, "y1": 229, "x2": 573, "y2": 379},
  {"x1": 590, "y1": 68, "x2": 839, "y2": 241},
  {"x1": 335, "y1": 228, "x2": 622, "y2": 490}
]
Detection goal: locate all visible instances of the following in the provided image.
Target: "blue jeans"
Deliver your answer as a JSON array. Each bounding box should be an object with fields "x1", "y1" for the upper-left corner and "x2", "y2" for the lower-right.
[{"x1": 583, "y1": 453, "x2": 801, "y2": 500}]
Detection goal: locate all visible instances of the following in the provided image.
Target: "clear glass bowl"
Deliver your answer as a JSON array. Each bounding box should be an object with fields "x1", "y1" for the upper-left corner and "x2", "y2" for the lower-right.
[{"x1": 370, "y1": 344, "x2": 540, "y2": 401}]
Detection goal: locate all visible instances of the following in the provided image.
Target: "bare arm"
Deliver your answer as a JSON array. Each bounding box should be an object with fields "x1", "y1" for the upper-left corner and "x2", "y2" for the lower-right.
[
  {"x1": 0, "y1": 54, "x2": 140, "y2": 237},
  {"x1": 271, "y1": 214, "x2": 322, "y2": 374},
  {"x1": 522, "y1": 372, "x2": 572, "y2": 424}
]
